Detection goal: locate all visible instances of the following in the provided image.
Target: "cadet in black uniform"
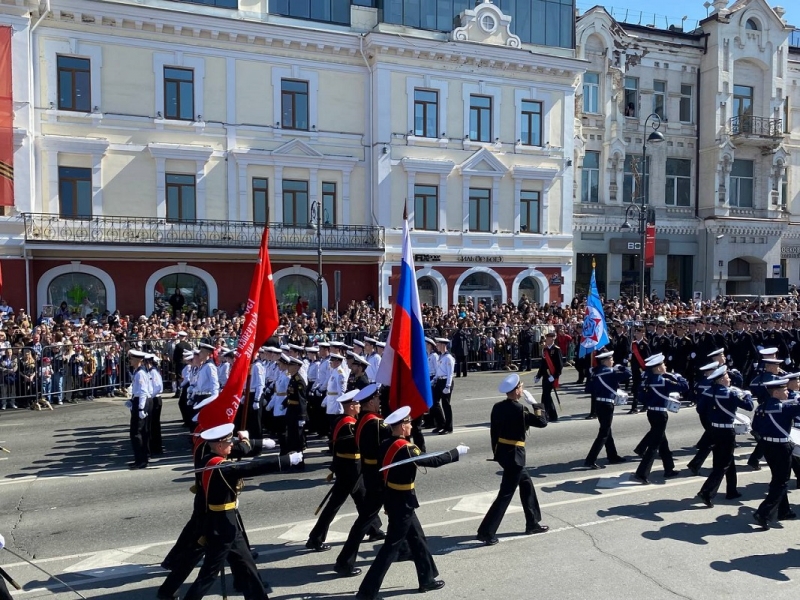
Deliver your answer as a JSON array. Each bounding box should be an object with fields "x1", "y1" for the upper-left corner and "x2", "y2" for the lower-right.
[
  {"x1": 348, "y1": 355, "x2": 371, "y2": 391},
  {"x1": 476, "y1": 373, "x2": 549, "y2": 545},
  {"x1": 183, "y1": 423, "x2": 301, "y2": 600},
  {"x1": 535, "y1": 332, "x2": 562, "y2": 421},
  {"x1": 356, "y1": 406, "x2": 467, "y2": 600},
  {"x1": 584, "y1": 351, "x2": 630, "y2": 469},
  {"x1": 751, "y1": 378, "x2": 800, "y2": 529},
  {"x1": 283, "y1": 356, "x2": 307, "y2": 461},
  {"x1": 611, "y1": 321, "x2": 630, "y2": 368},
  {"x1": 628, "y1": 326, "x2": 651, "y2": 414},
  {"x1": 335, "y1": 384, "x2": 391, "y2": 576}
]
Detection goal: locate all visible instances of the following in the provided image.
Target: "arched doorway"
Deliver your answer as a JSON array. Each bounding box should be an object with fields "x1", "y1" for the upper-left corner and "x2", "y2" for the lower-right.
[
  {"x1": 145, "y1": 265, "x2": 218, "y2": 316},
  {"x1": 276, "y1": 274, "x2": 319, "y2": 314},
  {"x1": 456, "y1": 271, "x2": 503, "y2": 310},
  {"x1": 726, "y1": 257, "x2": 767, "y2": 296},
  {"x1": 417, "y1": 276, "x2": 438, "y2": 308},
  {"x1": 155, "y1": 273, "x2": 209, "y2": 316},
  {"x1": 47, "y1": 272, "x2": 107, "y2": 319},
  {"x1": 518, "y1": 276, "x2": 540, "y2": 305}
]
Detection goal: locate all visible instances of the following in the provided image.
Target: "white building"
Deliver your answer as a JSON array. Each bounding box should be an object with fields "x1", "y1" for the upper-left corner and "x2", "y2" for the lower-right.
[
  {"x1": 575, "y1": 0, "x2": 798, "y2": 301},
  {"x1": 0, "y1": 0, "x2": 581, "y2": 318}
]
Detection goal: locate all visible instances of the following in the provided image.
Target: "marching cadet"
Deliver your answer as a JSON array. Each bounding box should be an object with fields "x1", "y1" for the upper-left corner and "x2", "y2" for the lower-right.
[
  {"x1": 584, "y1": 351, "x2": 630, "y2": 469},
  {"x1": 611, "y1": 321, "x2": 630, "y2": 368},
  {"x1": 244, "y1": 348, "x2": 267, "y2": 438},
  {"x1": 671, "y1": 322, "x2": 695, "y2": 392},
  {"x1": 423, "y1": 338, "x2": 439, "y2": 429},
  {"x1": 307, "y1": 389, "x2": 381, "y2": 552},
  {"x1": 748, "y1": 350, "x2": 785, "y2": 470},
  {"x1": 178, "y1": 350, "x2": 197, "y2": 429},
  {"x1": 628, "y1": 326, "x2": 651, "y2": 414},
  {"x1": 686, "y1": 361, "x2": 725, "y2": 476},
  {"x1": 632, "y1": 354, "x2": 688, "y2": 484},
  {"x1": 476, "y1": 374, "x2": 548, "y2": 546},
  {"x1": 352, "y1": 339, "x2": 366, "y2": 356},
  {"x1": 348, "y1": 354, "x2": 370, "y2": 391},
  {"x1": 364, "y1": 337, "x2": 381, "y2": 383},
  {"x1": 335, "y1": 384, "x2": 391, "y2": 576},
  {"x1": 283, "y1": 356, "x2": 307, "y2": 463},
  {"x1": 751, "y1": 378, "x2": 800, "y2": 529},
  {"x1": 650, "y1": 322, "x2": 672, "y2": 366},
  {"x1": 217, "y1": 349, "x2": 233, "y2": 388},
  {"x1": 266, "y1": 356, "x2": 290, "y2": 453},
  {"x1": 193, "y1": 343, "x2": 220, "y2": 406},
  {"x1": 432, "y1": 338, "x2": 455, "y2": 435},
  {"x1": 322, "y1": 353, "x2": 347, "y2": 450},
  {"x1": 730, "y1": 315, "x2": 759, "y2": 383},
  {"x1": 127, "y1": 349, "x2": 152, "y2": 470},
  {"x1": 761, "y1": 316, "x2": 792, "y2": 365},
  {"x1": 785, "y1": 372, "x2": 800, "y2": 489},
  {"x1": 356, "y1": 406, "x2": 467, "y2": 600},
  {"x1": 535, "y1": 331, "x2": 563, "y2": 422},
  {"x1": 182, "y1": 423, "x2": 302, "y2": 600},
  {"x1": 696, "y1": 366, "x2": 754, "y2": 507},
  {"x1": 310, "y1": 343, "x2": 331, "y2": 437},
  {"x1": 145, "y1": 353, "x2": 165, "y2": 457},
  {"x1": 306, "y1": 346, "x2": 320, "y2": 391}
]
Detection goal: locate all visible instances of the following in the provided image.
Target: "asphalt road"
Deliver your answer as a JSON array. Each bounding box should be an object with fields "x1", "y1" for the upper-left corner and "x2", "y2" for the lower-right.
[{"x1": 0, "y1": 369, "x2": 798, "y2": 599}]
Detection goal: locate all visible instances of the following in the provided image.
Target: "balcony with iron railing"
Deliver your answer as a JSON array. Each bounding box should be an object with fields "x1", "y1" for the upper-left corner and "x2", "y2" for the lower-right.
[
  {"x1": 729, "y1": 115, "x2": 784, "y2": 139},
  {"x1": 22, "y1": 214, "x2": 385, "y2": 252}
]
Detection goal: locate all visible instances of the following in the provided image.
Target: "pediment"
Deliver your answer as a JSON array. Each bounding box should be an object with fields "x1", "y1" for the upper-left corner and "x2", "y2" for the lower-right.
[
  {"x1": 451, "y1": 0, "x2": 521, "y2": 49},
  {"x1": 459, "y1": 147, "x2": 507, "y2": 176},
  {"x1": 271, "y1": 138, "x2": 324, "y2": 158}
]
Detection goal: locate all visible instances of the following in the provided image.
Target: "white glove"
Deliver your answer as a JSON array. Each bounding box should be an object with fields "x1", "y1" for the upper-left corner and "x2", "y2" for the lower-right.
[
  {"x1": 534, "y1": 376, "x2": 541, "y2": 383},
  {"x1": 0, "y1": 533, "x2": 4, "y2": 550},
  {"x1": 289, "y1": 452, "x2": 303, "y2": 465},
  {"x1": 786, "y1": 358, "x2": 792, "y2": 365},
  {"x1": 263, "y1": 438, "x2": 277, "y2": 450},
  {"x1": 124, "y1": 400, "x2": 132, "y2": 410},
  {"x1": 521, "y1": 390, "x2": 536, "y2": 406},
  {"x1": 548, "y1": 375, "x2": 554, "y2": 383},
  {"x1": 443, "y1": 387, "x2": 451, "y2": 394},
  {"x1": 690, "y1": 352, "x2": 696, "y2": 359},
  {"x1": 668, "y1": 356, "x2": 673, "y2": 361},
  {"x1": 298, "y1": 420, "x2": 306, "y2": 427},
  {"x1": 456, "y1": 445, "x2": 469, "y2": 456},
  {"x1": 252, "y1": 401, "x2": 260, "y2": 410},
  {"x1": 138, "y1": 410, "x2": 147, "y2": 419},
  {"x1": 757, "y1": 345, "x2": 764, "y2": 351},
  {"x1": 753, "y1": 362, "x2": 759, "y2": 368},
  {"x1": 238, "y1": 430, "x2": 250, "y2": 441}
]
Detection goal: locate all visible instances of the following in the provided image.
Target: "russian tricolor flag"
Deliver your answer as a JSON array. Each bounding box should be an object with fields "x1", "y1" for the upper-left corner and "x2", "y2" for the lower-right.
[{"x1": 376, "y1": 210, "x2": 433, "y2": 419}]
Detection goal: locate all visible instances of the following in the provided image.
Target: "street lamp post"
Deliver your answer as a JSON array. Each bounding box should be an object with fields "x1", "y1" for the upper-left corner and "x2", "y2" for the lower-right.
[
  {"x1": 620, "y1": 113, "x2": 664, "y2": 307},
  {"x1": 310, "y1": 201, "x2": 324, "y2": 319}
]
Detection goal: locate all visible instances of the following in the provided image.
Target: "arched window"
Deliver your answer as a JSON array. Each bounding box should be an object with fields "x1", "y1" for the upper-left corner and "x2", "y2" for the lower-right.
[
  {"x1": 48, "y1": 273, "x2": 107, "y2": 318},
  {"x1": 276, "y1": 274, "x2": 319, "y2": 314},
  {"x1": 745, "y1": 18, "x2": 759, "y2": 30},
  {"x1": 518, "y1": 277, "x2": 540, "y2": 305},
  {"x1": 418, "y1": 276, "x2": 438, "y2": 308},
  {"x1": 458, "y1": 271, "x2": 502, "y2": 308},
  {"x1": 728, "y1": 258, "x2": 751, "y2": 277},
  {"x1": 155, "y1": 273, "x2": 209, "y2": 316}
]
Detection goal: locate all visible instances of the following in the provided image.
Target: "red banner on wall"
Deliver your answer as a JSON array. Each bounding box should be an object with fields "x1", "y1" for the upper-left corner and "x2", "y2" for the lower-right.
[
  {"x1": 644, "y1": 223, "x2": 656, "y2": 268},
  {"x1": 0, "y1": 27, "x2": 13, "y2": 207}
]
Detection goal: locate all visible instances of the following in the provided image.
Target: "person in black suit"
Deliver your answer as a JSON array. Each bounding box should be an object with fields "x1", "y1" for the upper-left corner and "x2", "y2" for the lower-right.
[
  {"x1": 518, "y1": 323, "x2": 535, "y2": 372},
  {"x1": 450, "y1": 324, "x2": 469, "y2": 378},
  {"x1": 476, "y1": 373, "x2": 548, "y2": 545},
  {"x1": 535, "y1": 332, "x2": 563, "y2": 422},
  {"x1": 611, "y1": 321, "x2": 630, "y2": 367}
]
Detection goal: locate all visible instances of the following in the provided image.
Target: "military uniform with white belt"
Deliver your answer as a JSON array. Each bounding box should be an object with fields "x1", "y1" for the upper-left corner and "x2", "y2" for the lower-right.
[
  {"x1": 128, "y1": 350, "x2": 153, "y2": 469},
  {"x1": 146, "y1": 354, "x2": 165, "y2": 456},
  {"x1": 364, "y1": 337, "x2": 381, "y2": 383},
  {"x1": 584, "y1": 351, "x2": 630, "y2": 469},
  {"x1": 432, "y1": 338, "x2": 455, "y2": 434},
  {"x1": 193, "y1": 343, "x2": 219, "y2": 405}
]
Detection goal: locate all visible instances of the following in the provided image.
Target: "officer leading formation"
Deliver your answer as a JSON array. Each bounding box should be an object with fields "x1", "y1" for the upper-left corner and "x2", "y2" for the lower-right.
[{"x1": 120, "y1": 321, "x2": 800, "y2": 599}]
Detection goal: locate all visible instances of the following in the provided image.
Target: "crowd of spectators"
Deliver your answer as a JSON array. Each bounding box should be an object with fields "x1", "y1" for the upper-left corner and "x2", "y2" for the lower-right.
[{"x1": 1, "y1": 288, "x2": 799, "y2": 409}]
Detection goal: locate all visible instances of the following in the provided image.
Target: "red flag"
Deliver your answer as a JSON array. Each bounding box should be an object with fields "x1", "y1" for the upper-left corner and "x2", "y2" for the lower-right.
[
  {"x1": 256, "y1": 229, "x2": 279, "y2": 346},
  {"x1": 198, "y1": 228, "x2": 270, "y2": 428}
]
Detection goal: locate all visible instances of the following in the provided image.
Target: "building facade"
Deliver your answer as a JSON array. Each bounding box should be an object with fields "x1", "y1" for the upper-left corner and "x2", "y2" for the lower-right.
[
  {"x1": 0, "y1": 0, "x2": 579, "y2": 318},
  {"x1": 574, "y1": 0, "x2": 798, "y2": 302}
]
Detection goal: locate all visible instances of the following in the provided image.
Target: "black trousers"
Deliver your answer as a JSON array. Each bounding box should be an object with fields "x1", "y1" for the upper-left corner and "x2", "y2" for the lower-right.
[
  {"x1": 541, "y1": 380, "x2": 558, "y2": 421},
  {"x1": 688, "y1": 415, "x2": 713, "y2": 471},
  {"x1": 183, "y1": 524, "x2": 265, "y2": 600},
  {"x1": 129, "y1": 405, "x2": 150, "y2": 465},
  {"x1": 358, "y1": 503, "x2": 438, "y2": 599},
  {"x1": 411, "y1": 418, "x2": 427, "y2": 454},
  {"x1": 336, "y1": 472, "x2": 384, "y2": 570},
  {"x1": 635, "y1": 411, "x2": 674, "y2": 478},
  {"x1": 432, "y1": 379, "x2": 452, "y2": 432},
  {"x1": 454, "y1": 355, "x2": 467, "y2": 377},
  {"x1": 699, "y1": 428, "x2": 737, "y2": 498},
  {"x1": 630, "y1": 372, "x2": 643, "y2": 410},
  {"x1": 756, "y1": 442, "x2": 793, "y2": 520},
  {"x1": 477, "y1": 463, "x2": 542, "y2": 537},
  {"x1": 244, "y1": 392, "x2": 263, "y2": 439},
  {"x1": 519, "y1": 350, "x2": 532, "y2": 372},
  {"x1": 309, "y1": 471, "x2": 379, "y2": 545},
  {"x1": 0, "y1": 577, "x2": 10, "y2": 600},
  {"x1": 749, "y1": 440, "x2": 764, "y2": 465},
  {"x1": 149, "y1": 396, "x2": 163, "y2": 455},
  {"x1": 285, "y1": 415, "x2": 305, "y2": 453},
  {"x1": 585, "y1": 402, "x2": 620, "y2": 464}
]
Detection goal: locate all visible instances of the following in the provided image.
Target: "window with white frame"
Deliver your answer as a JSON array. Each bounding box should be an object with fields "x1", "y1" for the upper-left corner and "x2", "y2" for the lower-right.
[
  {"x1": 281, "y1": 79, "x2": 309, "y2": 131},
  {"x1": 583, "y1": 73, "x2": 599, "y2": 114},
  {"x1": 283, "y1": 180, "x2": 309, "y2": 225},
  {"x1": 729, "y1": 159, "x2": 754, "y2": 207},
  {"x1": 665, "y1": 158, "x2": 691, "y2": 207},
  {"x1": 679, "y1": 85, "x2": 693, "y2": 123},
  {"x1": 413, "y1": 89, "x2": 438, "y2": 138},
  {"x1": 624, "y1": 77, "x2": 638, "y2": 117},
  {"x1": 581, "y1": 151, "x2": 600, "y2": 203},
  {"x1": 414, "y1": 184, "x2": 438, "y2": 231},
  {"x1": 520, "y1": 190, "x2": 540, "y2": 233},
  {"x1": 469, "y1": 96, "x2": 492, "y2": 142},
  {"x1": 58, "y1": 167, "x2": 92, "y2": 220},
  {"x1": 166, "y1": 173, "x2": 197, "y2": 222},
  {"x1": 253, "y1": 178, "x2": 269, "y2": 225},
  {"x1": 468, "y1": 188, "x2": 491, "y2": 231},
  {"x1": 520, "y1": 100, "x2": 543, "y2": 146},
  {"x1": 57, "y1": 56, "x2": 91, "y2": 112},
  {"x1": 164, "y1": 67, "x2": 194, "y2": 121},
  {"x1": 653, "y1": 80, "x2": 666, "y2": 120}
]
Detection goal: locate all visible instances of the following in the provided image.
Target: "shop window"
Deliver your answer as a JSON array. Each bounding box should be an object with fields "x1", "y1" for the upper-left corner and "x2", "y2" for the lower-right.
[{"x1": 48, "y1": 272, "x2": 107, "y2": 318}]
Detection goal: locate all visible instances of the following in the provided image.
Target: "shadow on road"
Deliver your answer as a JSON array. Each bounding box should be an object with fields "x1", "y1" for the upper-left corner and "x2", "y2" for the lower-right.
[
  {"x1": 640, "y1": 505, "x2": 763, "y2": 545},
  {"x1": 710, "y1": 547, "x2": 800, "y2": 581}
]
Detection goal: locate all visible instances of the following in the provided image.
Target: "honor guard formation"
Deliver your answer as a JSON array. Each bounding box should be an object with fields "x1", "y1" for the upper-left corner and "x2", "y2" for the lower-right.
[{"x1": 112, "y1": 311, "x2": 800, "y2": 599}]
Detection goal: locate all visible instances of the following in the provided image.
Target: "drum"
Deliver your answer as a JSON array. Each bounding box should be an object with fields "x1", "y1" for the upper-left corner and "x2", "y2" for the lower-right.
[
  {"x1": 614, "y1": 390, "x2": 629, "y2": 406},
  {"x1": 733, "y1": 413, "x2": 751, "y2": 436},
  {"x1": 666, "y1": 392, "x2": 681, "y2": 413},
  {"x1": 791, "y1": 428, "x2": 800, "y2": 457}
]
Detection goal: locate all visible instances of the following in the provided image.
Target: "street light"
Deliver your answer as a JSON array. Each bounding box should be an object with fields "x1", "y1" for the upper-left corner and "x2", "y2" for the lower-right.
[
  {"x1": 310, "y1": 201, "x2": 325, "y2": 320},
  {"x1": 620, "y1": 113, "x2": 664, "y2": 306}
]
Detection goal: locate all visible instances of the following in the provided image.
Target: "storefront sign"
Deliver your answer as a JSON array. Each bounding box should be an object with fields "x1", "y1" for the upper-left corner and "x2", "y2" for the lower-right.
[
  {"x1": 609, "y1": 238, "x2": 669, "y2": 255},
  {"x1": 457, "y1": 255, "x2": 503, "y2": 263},
  {"x1": 781, "y1": 246, "x2": 800, "y2": 259},
  {"x1": 414, "y1": 254, "x2": 441, "y2": 262}
]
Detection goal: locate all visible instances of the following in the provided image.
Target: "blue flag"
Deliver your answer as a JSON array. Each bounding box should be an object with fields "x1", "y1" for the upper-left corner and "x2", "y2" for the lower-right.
[{"x1": 579, "y1": 267, "x2": 609, "y2": 358}]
